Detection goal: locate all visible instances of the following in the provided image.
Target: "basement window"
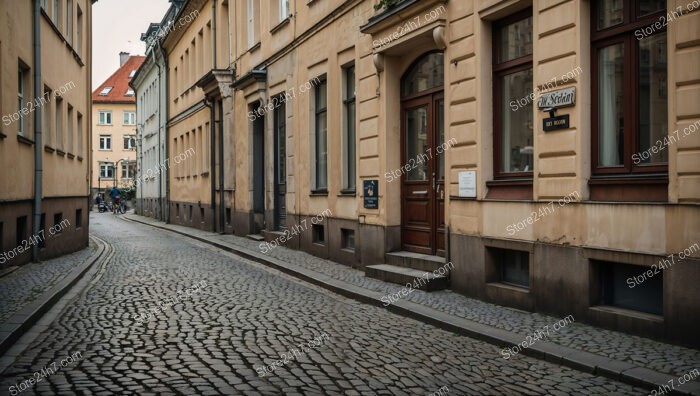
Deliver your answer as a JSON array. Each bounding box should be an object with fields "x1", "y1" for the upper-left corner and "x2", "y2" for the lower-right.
[
  {"x1": 492, "y1": 248, "x2": 530, "y2": 288},
  {"x1": 598, "y1": 261, "x2": 663, "y2": 315},
  {"x1": 341, "y1": 229, "x2": 355, "y2": 251},
  {"x1": 312, "y1": 224, "x2": 325, "y2": 244}
]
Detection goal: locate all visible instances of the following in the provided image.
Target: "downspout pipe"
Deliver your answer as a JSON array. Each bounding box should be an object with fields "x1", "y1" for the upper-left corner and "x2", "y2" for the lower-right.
[
  {"x1": 218, "y1": 99, "x2": 224, "y2": 233},
  {"x1": 212, "y1": 0, "x2": 217, "y2": 68},
  {"x1": 32, "y1": 0, "x2": 43, "y2": 262},
  {"x1": 157, "y1": 40, "x2": 169, "y2": 223},
  {"x1": 153, "y1": 46, "x2": 163, "y2": 221},
  {"x1": 205, "y1": 99, "x2": 216, "y2": 231}
]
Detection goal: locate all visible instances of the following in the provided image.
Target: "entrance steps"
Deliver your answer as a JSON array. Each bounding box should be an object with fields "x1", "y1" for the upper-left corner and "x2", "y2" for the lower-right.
[
  {"x1": 365, "y1": 251, "x2": 450, "y2": 292},
  {"x1": 246, "y1": 234, "x2": 265, "y2": 241}
]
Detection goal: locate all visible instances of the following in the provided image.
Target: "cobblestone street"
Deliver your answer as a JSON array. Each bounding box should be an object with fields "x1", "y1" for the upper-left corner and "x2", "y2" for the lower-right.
[{"x1": 0, "y1": 214, "x2": 646, "y2": 395}]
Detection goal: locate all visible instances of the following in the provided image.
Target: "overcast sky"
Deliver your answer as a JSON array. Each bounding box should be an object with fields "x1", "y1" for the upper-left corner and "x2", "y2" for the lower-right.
[{"x1": 92, "y1": 0, "x2": 171, "y2": 89}]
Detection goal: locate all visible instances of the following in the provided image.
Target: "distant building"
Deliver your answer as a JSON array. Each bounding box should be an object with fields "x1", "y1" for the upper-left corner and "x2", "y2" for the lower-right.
[
  {"x1": 0, "y1": 0, "x2": 94, "y2": 266},
  {"x1": 91, "y1": 53, "x2": 144, "y2": 198},
  {"x1": 131, "y1": 0, "x2": 185, "y2": 222}
]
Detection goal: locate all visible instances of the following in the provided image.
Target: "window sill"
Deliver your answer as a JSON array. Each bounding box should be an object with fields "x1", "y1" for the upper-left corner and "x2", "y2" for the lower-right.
[
  {"x1": 67, "y1": 153, "x2": 75, "y2": 159},
  {"x1": 339, "y1": 189, "x2": 356, "y2": 197},
  {"x1": 588, "y1": 305, "x2": 663, "y2": 323},
  {"x1": 0, "y1": 131, "x2": 6, "y2": 139},
  {"x1": 77, "y1": 156, "x2": 83, "y2": 161},
  {"x1": 17, "y1": 135, "x2": 34, "y2": 146},
  {"x1": 486, "y1": 282, "x2": 530, "y2": 294},
  {"x1": 588, "y1": 174, "x2": 667, "y2": 202},
  {"x1": 270, "y1": 17, "x2": 291, "y2": 34},
  {"x1": 56, "y1": 149, "x2": 66, "y2": 157},
  {"x1": 310, "y1": 189, "x2": 328, "y2": 196},
  {"x1": 44, "y1": 145, "x2": 55, "y2": 153},
  {"x1": 485, "y1": 178, "x2": 533, "y2": 200},
  {"x1": 247, "y1": 42, "x2": 261, "y2": 54}
]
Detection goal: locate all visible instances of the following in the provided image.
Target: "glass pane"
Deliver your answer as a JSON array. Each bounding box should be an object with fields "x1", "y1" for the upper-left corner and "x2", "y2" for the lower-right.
[
  {"x1": 639, "y1": 0, "x2": 665, "y2": 16},
  {"x1": 405, "y1": 106, "x2": 429, "y2": 181},
  {"x1": 347, "y1": 100, "x2": 356, "y2": 189},
  {"x1": 497, "y1": 16, "x2": 533, "y2": 63},
  {"x1": 499, "y1": 249, "x2": 529, "y2": 288},
  {"x1": 276, "y1": 104, "x2": 286, "y2": 184},
  {"x1": 638, "y1": 33, "x2": 667, "y2": 164},
  {"x1": 316, "y1": 81, "x2": 327, "y2": 109},
  {"x1": 346, "y1": 66, "x2": 355, "y2": 99},
  {"x1": 316, "y1": 111, "x2": 328, "y2": 189},
  {"x1": 597, "y1": 0, "x2": 623, "y2": 30},
  {"x1": 402, "y1": 53, "x2": 444, "y2": 96},
  {"x1": 500, "y1": 69, "x2": 533, "y2": 173},
  {"x1": 437, "y1": 100, "x2": 445, "y2": 180},
  {"x1": 597, "y1": 43, "x2": 624, "y2": 167}
]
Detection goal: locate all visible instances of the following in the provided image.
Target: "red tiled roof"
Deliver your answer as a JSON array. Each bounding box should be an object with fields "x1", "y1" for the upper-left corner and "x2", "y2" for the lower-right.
[{"x1": 92, "y1": 56, "x2": 146, "y2": 103}]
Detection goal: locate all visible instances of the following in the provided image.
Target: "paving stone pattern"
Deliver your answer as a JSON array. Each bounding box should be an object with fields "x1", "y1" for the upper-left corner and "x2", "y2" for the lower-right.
[
  {"x1": 0, "y1": 241, "x2": 98, "y2": 324},
  {"x1": 0, "y1": 214, "x2": 644, "y2": 395}
]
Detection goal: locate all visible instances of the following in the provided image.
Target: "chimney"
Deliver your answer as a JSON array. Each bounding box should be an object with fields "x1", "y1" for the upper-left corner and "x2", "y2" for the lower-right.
[{"x1": 119, "y1": 52, "x2": 130, "y2": 66}]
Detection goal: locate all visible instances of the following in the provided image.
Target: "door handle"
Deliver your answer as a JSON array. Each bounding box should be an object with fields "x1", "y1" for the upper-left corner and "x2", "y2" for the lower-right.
[
  {"x1": 413, "y1": 190, "x2": 428, "y2": 195},
  {"x1": 432, "y1": 173, "x2": 436, "y2": 190}
]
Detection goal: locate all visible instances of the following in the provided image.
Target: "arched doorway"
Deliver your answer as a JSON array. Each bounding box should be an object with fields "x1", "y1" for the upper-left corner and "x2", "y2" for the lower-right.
[{"x1": 400, "y1": 52, "x2": 445, "y2": 256}]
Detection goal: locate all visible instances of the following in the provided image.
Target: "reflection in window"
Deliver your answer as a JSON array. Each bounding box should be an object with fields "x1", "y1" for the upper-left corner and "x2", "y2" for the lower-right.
[
  {"x1": 597, "y1": 0, "x2": 624, "y2": 29},
  {"x1": 598, "y1": 43, "x2": 624, "y2": 167},
  {"x1": 638, "y1": 33, "x2": 667, "y2": 163},
  {"x1": 500, "y1": 70, "x2": 533, "y2": 173},
  {"x1": 402, "y1": 53, "x2": 444, "y2": 96}
]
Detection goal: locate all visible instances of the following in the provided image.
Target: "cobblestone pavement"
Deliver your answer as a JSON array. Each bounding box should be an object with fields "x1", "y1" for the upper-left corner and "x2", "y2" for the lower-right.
[
  {"x1": 0, "y1": 241, "x2": 97, "y2": 324},
  {"x1": 0, "y1": 214, "x2": 646, "y2": 395},
  {"x1": 163, "y1": 219, "x2": 697, "y2": 381}
]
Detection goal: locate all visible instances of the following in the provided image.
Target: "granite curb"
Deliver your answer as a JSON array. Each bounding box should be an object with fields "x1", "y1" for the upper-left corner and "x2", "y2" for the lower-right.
[
  {"x1": 124, "y1": 214, "x2": 700, "y2": 396},
  {"x1": 0, "y1": 236, "x2": 108, "y2": 357}
]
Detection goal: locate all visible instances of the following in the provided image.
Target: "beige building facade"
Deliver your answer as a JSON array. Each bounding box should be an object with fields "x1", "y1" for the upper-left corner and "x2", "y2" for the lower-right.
[
  {"x1": 0, "y1": 0, "x2": 93, "y2": 267},
  {"x1": 91, "y1": 54, "x2": 143, "y2": 197},
  {"x1": 158, "y1": 0, "x2": 700, "y2": 346}
]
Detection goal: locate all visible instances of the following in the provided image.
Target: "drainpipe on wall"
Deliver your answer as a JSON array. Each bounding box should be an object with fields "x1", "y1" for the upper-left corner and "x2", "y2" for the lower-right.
[
  {"x1": 157, "y1": 40, "x2": 169, "y2": 223},
  {"x1": 212, "y1": 0, "x2": 217, "y2": 68},
  {"x1": 205, "y1": 99, "x2": 216, "y2": 231},
  {"x1": 31, "y1": 0, "x2": 43, "y2": 263},
  {"x1": 218, "y1": 99, "x2": 224, "y2": 233},
  {"x1": 152, "y1": 46, "x2": 162, "y2": 221}
]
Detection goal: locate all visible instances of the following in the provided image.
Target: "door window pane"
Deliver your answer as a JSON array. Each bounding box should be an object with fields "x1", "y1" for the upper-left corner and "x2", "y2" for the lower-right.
[
  {"x1": 402, "y1": 53, "x2": 444, "y2": 96},
  {"x1": 597, "y1": 43, "x2": 625, "y2": 167},
  {"x1": 497, "y1": 16, "x2": 533, "y2": 63},
  {"x1": 638, "y1": 33, "x2": 668, "y2": 163},
  {"x1": 405, "y1": 107, "x2": 429, "y2": 181},
  {"x1": 597, "y1": 0, "x2": 624, "y2": 30},
  {"x1": 500, "y1": 69, "x2": 533, "y2": 173},
  {"x1": 437, "y1": 100, "x2": 445, "y2": 180},
  {"x1": 275, "y1": 102, "x2": 286, "y2": 184}
]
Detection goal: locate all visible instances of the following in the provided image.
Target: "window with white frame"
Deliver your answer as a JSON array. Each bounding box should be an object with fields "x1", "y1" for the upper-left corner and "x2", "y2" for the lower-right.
[
  {"x1": 247, "y1": 0, "x2": 258, "y2": 48},
  {"x1": 99, "y1": 135, "x2": 112, "y2": 150},
  {"x1": 123, "y1": 111, "x2": 135, "y2": 125},
  {"x1": 98, "y1": 110, "x2": 112, "y2": 125},
  {"x1": 99, "y1": 86, "x2": 112, "y2": 96},
  {"x1": 279, "y1": 0, "x2": 290, "y2": 21},
  {"x1": 100, "y1": 162, "x2": 115, "y2": 178},
  {"x1": 123, "y1": 135, "x2": 135, "y2": 150},
  {"x1": 17, "y1": 64, "x2": 28, "y2": 136},
  {"x1": 121, "y1": 162, "x2": 136, "y2": 179}
]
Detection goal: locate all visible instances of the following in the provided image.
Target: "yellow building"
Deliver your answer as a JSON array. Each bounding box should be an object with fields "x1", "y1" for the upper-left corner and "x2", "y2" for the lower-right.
[
  {"x1": 159, "y1": 0, "x2": 700, "y2": 346},
  {"x1": 0, "y1": 0, "x2": 93, "y2": 266},
  {"x1": 91, "y1": 53, "x2": 143, "y2": 197}
]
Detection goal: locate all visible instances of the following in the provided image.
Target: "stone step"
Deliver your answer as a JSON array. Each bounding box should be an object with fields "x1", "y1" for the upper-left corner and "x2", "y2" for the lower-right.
[
  {"x1": 385, "y1": 251, "x2": 447, "y2": 272},
  {"x1": 365, "y1": 264, "x2": 449, "y2": 292},
  {"x1": 246, "y1": 234, "x2": 265, "y2": 241}
]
